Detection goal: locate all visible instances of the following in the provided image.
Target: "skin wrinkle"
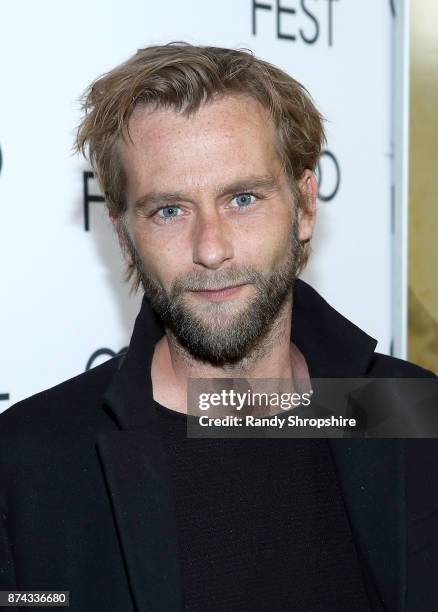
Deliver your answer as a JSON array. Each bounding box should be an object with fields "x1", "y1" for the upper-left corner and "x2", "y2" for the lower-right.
[{"x1": 133, "y1": 175, "x2": 280, "y2": 213}]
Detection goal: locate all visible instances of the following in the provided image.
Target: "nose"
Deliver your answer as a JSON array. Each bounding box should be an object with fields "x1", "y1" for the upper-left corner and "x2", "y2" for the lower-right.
[{"x1": 192, "y1": 207, "x2": 234, "y2": 269}]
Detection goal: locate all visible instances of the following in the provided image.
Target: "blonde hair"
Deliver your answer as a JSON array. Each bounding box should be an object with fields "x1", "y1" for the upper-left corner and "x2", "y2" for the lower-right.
[{"x1": 75, "y1": 42, "x2": 326, "y2": 287}]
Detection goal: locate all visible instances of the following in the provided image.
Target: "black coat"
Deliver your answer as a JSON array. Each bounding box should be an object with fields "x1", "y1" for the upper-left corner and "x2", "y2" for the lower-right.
[{"x1": 0, "y1": 279, "x2": 436, "y2": 611}]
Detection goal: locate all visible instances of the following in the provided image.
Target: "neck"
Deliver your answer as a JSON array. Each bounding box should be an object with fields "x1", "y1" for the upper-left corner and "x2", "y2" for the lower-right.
[{"x1": 151, "y1": 296, "x2": 310, "y2": 414}]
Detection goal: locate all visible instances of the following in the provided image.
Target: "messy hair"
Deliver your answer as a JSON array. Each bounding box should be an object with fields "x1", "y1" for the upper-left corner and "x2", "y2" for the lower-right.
[{"x1": 75, "y1": 42, "x2": 326, "y2": 290}]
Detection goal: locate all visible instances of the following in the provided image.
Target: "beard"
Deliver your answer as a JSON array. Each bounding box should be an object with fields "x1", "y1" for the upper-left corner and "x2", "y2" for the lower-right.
[{"x1": 121, "y1": 215, "x2": 302, "y2": 366}]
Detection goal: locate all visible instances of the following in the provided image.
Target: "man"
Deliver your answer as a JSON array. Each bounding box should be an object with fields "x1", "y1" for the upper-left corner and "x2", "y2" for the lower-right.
[{"x1": 0, "y1": 43, "x2": 436, "y2": 611}]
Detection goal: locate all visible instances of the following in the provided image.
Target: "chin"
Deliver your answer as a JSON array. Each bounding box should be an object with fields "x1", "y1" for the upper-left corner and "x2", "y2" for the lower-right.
[{"x1": 189, "y1": 300, "x2": 251, "y2": 324}]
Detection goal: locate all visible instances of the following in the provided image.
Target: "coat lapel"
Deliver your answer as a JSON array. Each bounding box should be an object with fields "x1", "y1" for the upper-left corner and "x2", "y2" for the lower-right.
[
  {"x1": 96, "y1": 301, "x2": 185, "y2": 612},
  {"x1": 96, "y1": 428, "x2": 184, "y2": 612},
  {"x1": 96, "y1": 278, "x2": 406, "y2": 612},
  {"x1": 329, "y1": 438, "x2": 406, "y2": 611},
  {"x1": 292, "y1": 280, "x2": 406, "y2": 611}
]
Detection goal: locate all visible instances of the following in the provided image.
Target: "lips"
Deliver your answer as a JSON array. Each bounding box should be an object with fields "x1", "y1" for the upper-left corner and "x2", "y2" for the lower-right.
[
  {"x1": 189, "y1": 283, "x2": 248, "y2": 302},
  {"x1": 192, "y1": 283, "x2": 246, "y2": 292}
]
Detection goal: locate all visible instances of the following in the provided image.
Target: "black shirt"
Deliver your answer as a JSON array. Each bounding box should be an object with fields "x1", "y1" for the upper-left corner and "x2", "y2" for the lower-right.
[{"x1": 155, "y1": 401, "x2": 372, "y2": 612}]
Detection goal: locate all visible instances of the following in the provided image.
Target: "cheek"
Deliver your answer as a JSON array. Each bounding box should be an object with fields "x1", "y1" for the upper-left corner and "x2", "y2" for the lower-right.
[
  {"x1": 248, "y1": 208, "x2": 293, "y2": 264},
  {"x1": 235, "y1": 220, "x2": 292, "y2": 271},
  {"x1": 132, "y1": 228, "x2": 190, "y2": 287}
]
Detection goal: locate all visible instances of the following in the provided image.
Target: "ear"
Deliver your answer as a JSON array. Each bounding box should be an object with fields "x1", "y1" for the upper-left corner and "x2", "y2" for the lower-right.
[
  {"x1": 110, "y1": 212, "x2": 134, "y2": 266},
  {"x1": 297, "y1": 169, "x2": 318, "y2": 242}
]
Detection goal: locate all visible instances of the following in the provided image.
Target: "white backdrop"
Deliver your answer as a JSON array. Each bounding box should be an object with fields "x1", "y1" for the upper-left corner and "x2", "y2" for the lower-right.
[{"x1": 0, "y1": 0, "x2": 404, "y2": 412}]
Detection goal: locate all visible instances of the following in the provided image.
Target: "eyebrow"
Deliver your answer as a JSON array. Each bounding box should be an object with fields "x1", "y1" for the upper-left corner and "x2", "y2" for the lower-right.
[{"x1": 133, "y1": 175, "x2": 280, "y2": 210}]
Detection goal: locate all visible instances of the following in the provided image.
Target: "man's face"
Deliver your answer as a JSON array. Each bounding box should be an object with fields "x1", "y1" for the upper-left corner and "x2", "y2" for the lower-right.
[{"x1": 117, "y1": 94, "x2": 314, "y2": 365}]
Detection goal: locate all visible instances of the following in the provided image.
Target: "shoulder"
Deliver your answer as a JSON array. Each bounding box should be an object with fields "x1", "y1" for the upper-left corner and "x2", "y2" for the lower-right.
[
  {"x1": 0, "y1": 356, "x2": 123, "y2": 518},
  {"x1": 0, "y1": 356, "x2": 121, "y2": 440},
  {"x1": 367, "y1": 352, "x2": 436, "y2": 378},
  {"x1": 0, "y1": 357, "x2": 121, "y2": 492}
]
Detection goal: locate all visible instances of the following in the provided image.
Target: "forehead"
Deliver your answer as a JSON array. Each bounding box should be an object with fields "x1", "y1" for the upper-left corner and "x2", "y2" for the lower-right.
[{"x1": 119, "y1": 94, "x2": 282, "y2": 195}]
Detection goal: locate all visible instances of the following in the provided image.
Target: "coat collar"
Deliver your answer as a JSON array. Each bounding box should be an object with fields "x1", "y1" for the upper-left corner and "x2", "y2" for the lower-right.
[
  {"x1": 97, "y1": 278, "x2": 405, "y2": 612},
  {"x1": 104, "y1": 277, "x2": 380, "y2": 431}
]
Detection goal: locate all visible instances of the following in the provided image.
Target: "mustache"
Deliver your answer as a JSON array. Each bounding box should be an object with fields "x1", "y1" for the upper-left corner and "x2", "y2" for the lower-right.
[{"x1": 171, "y1": 268, "x2": 265, "y2": 293}]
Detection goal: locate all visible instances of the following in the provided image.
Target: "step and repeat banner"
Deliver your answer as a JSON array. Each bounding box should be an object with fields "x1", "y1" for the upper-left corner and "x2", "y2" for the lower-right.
[{"x1": 0, "y1": 1, "x2": 401, "y2": 412}]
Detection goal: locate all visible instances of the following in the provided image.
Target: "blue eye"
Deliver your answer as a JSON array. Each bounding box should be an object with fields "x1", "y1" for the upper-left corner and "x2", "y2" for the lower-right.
[
  {"x1": 157, "y1": 206, "x2": 181, "y2": 219},
  {"x1": 233, "y1": 193, "x2": 256, "y2": 208}
]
